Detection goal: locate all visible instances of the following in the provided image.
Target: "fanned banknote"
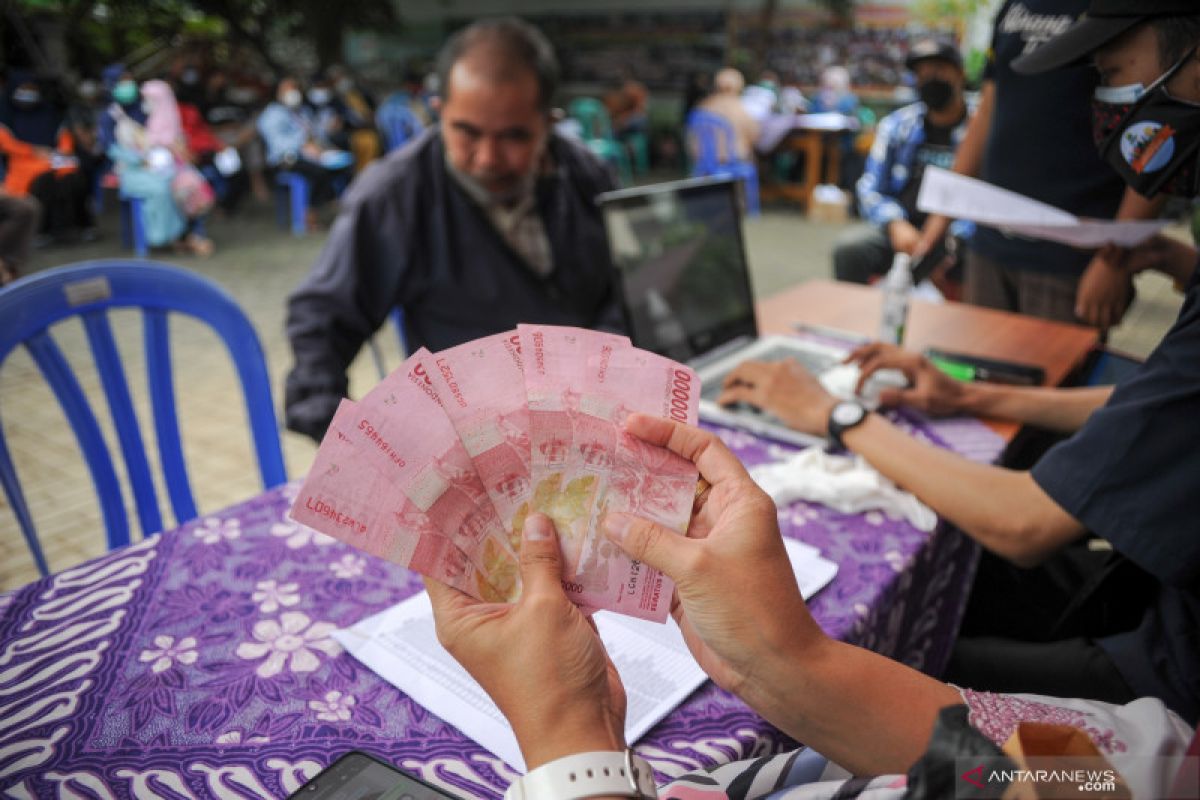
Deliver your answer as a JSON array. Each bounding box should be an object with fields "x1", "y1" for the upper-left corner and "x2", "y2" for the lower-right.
[
  {"x1": 420, "y1": 333, "x2": 532, "y2": 554},
  {"x1": 290, "y1": 402, "x2": 512, "y2": 602},
  {"x1": 289, "y1": 326, "x2": 701, "y2": 622}
]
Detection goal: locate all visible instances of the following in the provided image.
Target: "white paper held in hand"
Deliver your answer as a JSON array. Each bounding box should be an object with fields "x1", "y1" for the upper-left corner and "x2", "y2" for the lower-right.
[
  {"x1": 332, "y1": 592, "x2": 706, "y2": 771},
  {"x1": 916, "y1": 166, "x2": 1167, "y2": 248},
  {"x1": 332, "y1": 543, "x2": 836, "y2": 771}
]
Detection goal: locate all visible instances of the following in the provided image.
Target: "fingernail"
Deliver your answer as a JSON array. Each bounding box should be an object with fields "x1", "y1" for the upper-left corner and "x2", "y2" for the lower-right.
[
  {"x1": 524, "y1": 513, "x2": 553, "y2": 542},
  {"x1": 602, "y1": 513, "x2": 632, "y2": 543}
]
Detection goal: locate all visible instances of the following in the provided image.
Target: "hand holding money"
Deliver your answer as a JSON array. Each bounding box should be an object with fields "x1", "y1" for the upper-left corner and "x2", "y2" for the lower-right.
[
  {"x1": 290, "y1": 325, "x2": 701, "y2": 622},
  {"x1": 425, "y1": 512, "x2": 627, "y2": 770}
]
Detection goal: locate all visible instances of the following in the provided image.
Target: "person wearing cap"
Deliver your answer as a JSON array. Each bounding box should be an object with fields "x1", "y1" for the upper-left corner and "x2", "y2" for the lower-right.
[
  {"x1": 715, "y1": 2, "x2": 1200, "y2": 728},
  {"x1": 832, "y1": 39, "x2": 972, "y2": 286},
  {"x1": 415, "y1": 16, "x2": 1200, "y2": 791},
  {"x1": 916, "y1": 0, "x2": 1163, "y2": 331}
]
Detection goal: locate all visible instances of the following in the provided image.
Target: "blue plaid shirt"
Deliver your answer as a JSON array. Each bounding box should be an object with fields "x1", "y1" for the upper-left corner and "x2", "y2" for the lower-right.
[{"x1": 856, "y1": 100, "x2": 974, "y2": 237}]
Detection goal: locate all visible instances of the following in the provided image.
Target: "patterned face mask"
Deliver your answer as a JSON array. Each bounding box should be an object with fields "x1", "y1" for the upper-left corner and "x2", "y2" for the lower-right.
[{"x1": 1092, "y1": 47, "x2": 1200, "y2": 198}]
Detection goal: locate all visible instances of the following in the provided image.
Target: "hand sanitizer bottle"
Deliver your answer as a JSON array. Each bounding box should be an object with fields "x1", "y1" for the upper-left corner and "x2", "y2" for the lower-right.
[{"x1": 879, "y1": 252, "x2": 912, "y2": 345}]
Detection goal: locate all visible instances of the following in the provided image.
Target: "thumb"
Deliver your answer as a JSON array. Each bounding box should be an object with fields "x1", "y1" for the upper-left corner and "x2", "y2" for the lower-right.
[
  {"x1": 602, "y1": 512, "x2": 692, "y2": 578},
  {"x1": 519, "y1": 513, "x2": 565, "y2": 596}
]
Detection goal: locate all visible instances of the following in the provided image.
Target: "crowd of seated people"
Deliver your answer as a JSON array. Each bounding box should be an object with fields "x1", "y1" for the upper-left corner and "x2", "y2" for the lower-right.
[{"x1": 0, "y1": 57, "x2": 430, "y2": 272}]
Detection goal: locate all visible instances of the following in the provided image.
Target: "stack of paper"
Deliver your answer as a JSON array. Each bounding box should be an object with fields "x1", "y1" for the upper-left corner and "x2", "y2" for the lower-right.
[
  {"x1": 333, "y1": 537, "x2": 838, "y2": 770},
  {"x1": 291, "y1": 325, "x2": 701, "y2": 622}
]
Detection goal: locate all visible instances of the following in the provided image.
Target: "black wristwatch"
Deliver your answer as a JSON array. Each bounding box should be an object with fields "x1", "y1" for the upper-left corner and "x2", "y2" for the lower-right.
[{"x1": 827, "y1": 401, "x2": 868, "y2": 449}]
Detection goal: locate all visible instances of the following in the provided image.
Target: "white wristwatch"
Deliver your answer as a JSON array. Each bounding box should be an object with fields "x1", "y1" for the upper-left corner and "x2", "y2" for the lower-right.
[{"x1": 504, "y1": 750, "x2": 657, "y2": 800}]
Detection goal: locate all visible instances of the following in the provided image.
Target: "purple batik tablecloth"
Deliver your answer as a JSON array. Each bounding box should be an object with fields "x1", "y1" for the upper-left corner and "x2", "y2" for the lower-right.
[{"x1": 0, "y1": 412, "x2": 1003, "y2": 799}]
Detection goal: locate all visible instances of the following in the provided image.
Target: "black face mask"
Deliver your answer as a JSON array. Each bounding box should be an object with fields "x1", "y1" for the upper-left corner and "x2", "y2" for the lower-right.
[
  {"x1": 1093, "y1": 47, "x2": 1200, "y2": 198},
  {"x1": 918, "y1": 79, "x2": 955, "y2": 112}
]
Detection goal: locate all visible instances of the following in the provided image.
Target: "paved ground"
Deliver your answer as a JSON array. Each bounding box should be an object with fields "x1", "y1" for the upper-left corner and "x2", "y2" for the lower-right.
[{"x1": 0, "y1": 191, "x2": 1185, "y2": 591}]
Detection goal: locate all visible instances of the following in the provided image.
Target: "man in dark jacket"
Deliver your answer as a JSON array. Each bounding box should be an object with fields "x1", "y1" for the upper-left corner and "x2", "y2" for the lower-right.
[{"x1": 285, "y1": 17, "x2": 622, "y2": 441}]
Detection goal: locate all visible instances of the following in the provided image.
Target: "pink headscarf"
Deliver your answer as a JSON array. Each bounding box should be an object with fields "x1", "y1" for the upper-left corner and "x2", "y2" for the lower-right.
[{"x1": 142, "y1": 80, "x2": 182, "y2": 148}]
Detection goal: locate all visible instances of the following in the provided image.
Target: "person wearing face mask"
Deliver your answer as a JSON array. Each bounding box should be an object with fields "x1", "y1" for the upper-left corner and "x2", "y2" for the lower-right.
[
  {"x1": 832, "y1": 40, "x2": 972, "y2": 286},
  {"x1": 707, "y1": 2, "x2": 1200, "y2": 727},
  {"x1": 105, "y1": 79, "x2": 214, "y2": 255},
  {"x1": 325, "y1": 64, "x2": 382, "y2": 171},
  {"x1": 915, "y1": 0, "x2": 1165, "y2": 331},
  {"x1": 257, "y1": 76, "x2": 353, "y2": 227},
  {"x1": 284, "y1": 18, "x2": 622, "y2": 442},
  {"x1": 0, "y1": 73, "x2": 92, "y2": 240}
]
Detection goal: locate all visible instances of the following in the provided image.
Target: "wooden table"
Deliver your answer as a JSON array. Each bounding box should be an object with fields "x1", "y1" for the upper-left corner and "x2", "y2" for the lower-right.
[
  {"x1": 759, "y1": 129, "x2": 844, "y2": 210},
  {"x1": 756, "y1": 280, "x2": 1101, "y2": 441}
]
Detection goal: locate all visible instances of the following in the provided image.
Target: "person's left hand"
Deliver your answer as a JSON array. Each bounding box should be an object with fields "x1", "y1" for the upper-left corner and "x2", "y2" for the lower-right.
[
  {"x1": 1075, "y1": 247, "x2": 1134, "y2": 330},
  {"x1": 716, "y1": 359, "x2": 837, "y2": 436},
  {"x1": 425, "y1": 514, "x2": 626, "y2": 770}
]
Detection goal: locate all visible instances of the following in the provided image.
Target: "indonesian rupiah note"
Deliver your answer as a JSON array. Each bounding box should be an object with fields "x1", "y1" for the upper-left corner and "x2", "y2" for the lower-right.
[
  {"x1": 345, "y1": 353, "x2": 521, "y2": 600},
  {"x1": 289, "y1": 402, "x2": 510, "y2": 602},
  {"x1": 421, "y1": 333, "x2": 533, "y2": 556},
  {"x1": 571, "y1": 345, "x2": 701, "y2": 621},
  {"x1": 519, "y1": 324, "x2": 632, "y2": 577}
]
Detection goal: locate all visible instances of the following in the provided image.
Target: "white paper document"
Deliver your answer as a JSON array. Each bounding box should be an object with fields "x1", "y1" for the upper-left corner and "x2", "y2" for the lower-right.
[
  {"x1": 333, "y1": 592, "x2": 706, "y2": 770},
  {"x1": 917, "y1": 166, "x2": 1167, "y2": 248},
  {"x1": 334, "y1": 541, "x2": 837, "y2": 771},
  {"x1": 783, "y1": 537, "x2": 840, "y2": 600}
]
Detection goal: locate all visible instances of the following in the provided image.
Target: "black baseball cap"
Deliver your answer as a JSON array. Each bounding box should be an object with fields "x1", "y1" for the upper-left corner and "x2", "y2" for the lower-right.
[
  {"x1": 905, "y1": 39, "x2": 963, "y2": 71},
  {"x1": 1013, "y1": 0, "x2": 1199, "y2": 74}
]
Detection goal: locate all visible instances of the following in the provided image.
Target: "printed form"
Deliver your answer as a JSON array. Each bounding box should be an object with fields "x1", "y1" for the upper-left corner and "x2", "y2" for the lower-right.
[{"x1": 334, "y1": 537, "x2": 837, "y2": 770}]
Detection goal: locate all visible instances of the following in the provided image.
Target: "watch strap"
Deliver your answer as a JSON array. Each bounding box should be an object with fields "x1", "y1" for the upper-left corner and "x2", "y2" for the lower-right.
[
  {"x1": 827, "y1": 401, "x2": 867, "y2": 449},
  {"x1": 504, "y1": 750, "x2": 657, "y2": 800}
]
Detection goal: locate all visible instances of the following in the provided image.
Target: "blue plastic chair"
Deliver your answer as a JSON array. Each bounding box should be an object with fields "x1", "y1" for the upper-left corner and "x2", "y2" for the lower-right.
[
  {"x1": 118, "y1": 193, "x2": 148, "y2": 257},
  {"x1": 274, "y1": 171, "x2": 310, "y2": 237},
  {"x1": 376, "y1": 96, "x2": 424, "y2": 153},
  {"x1": 274, "y1": 170, "x2": 349, "y2": 237},
  {"x1": 686, "y1": 109, "x2": 761, "y2": 216},
  {"x1": 0, "y1": 260, "x2": 287, "y2": 576}
]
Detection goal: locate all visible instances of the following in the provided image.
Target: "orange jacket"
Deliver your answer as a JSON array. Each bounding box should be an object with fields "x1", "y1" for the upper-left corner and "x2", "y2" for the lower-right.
[{"x1": 0, "y1": 125, "x2": 77, "y2": 196}]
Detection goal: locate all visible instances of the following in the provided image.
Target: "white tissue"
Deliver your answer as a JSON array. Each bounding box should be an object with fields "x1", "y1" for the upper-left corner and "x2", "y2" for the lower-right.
[{"x1": 751, "y1": 448, "x2": 938, "y2": 532}]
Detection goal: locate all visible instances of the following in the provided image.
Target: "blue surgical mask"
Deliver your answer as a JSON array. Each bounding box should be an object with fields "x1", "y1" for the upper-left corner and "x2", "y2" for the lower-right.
[{"x1": 1094, "y1": 83, "x2": 1146, "y2": 104}]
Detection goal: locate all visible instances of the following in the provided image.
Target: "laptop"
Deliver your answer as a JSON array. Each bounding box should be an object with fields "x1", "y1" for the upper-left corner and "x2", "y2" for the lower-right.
[{"x1": 598, "y1": 176, "x2": 887, "y2": 447}]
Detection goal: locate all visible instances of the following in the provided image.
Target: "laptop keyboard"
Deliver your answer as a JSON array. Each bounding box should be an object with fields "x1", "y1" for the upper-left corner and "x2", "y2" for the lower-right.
[{"x1": 700, "y1": 343, "x2": 840, "y2": 400}]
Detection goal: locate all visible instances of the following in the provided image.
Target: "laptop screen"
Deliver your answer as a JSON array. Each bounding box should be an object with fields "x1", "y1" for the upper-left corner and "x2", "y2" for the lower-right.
[{"x1": 598, "y1": 176, "x2": 758, "y2": 363}]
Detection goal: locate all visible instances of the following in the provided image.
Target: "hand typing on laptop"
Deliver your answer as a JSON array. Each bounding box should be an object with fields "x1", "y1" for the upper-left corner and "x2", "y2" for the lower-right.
[{"x1": 717, "y1": 359, "x2": 839, "y2": 436}]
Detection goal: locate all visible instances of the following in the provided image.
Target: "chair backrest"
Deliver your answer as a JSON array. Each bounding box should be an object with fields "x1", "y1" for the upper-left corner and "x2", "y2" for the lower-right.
[
  {"x1": 686, "y1": 109, "x2": 738, "y2": 173},
  {"x1": 569, "y1": 97, "x2": 614, "y2": 141},
  {"x1": 0, "y1": 260, "x2": 287, "y2": 576},
  {"x1": 377, "y1": 95, "x2": 424, "y2": 153}
]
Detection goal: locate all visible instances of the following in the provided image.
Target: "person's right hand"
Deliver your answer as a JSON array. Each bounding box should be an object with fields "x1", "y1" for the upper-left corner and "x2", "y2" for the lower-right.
[
  {"x1": 845, "y1": 342, "x2": 967, "y2": 415},
  {"x1": 601, "y1": 415, "x2": 824, "y2": 702},
  {"x1": 887, "y1": 218, "x2": 921, "y2": 256}
]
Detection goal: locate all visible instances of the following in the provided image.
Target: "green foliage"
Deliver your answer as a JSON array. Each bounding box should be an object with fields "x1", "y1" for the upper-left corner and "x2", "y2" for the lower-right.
[
  {"x1": 911, "y1": 0, "x2": 988, "y2": 29},
  {"x1": 12, "y1": 0, "x2": 398, "y2": 74}
]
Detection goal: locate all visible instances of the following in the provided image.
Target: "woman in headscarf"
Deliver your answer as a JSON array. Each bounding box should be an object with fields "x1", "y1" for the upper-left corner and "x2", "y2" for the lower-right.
[
  {"x1": 106, "y1": 77, "x2": 213, "y2": 255},
  {"x1": 0, "y1": 71, "x2": 92, "y2": 239}
]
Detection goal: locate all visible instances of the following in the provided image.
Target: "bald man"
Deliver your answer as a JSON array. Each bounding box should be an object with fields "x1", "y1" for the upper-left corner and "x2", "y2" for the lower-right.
[
  {"x1": 284, "y1": 17, "x2": 623, "y2": 442},
  {"x1": 696, "y1": 67, "x2": 761, "y2": 161}
]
